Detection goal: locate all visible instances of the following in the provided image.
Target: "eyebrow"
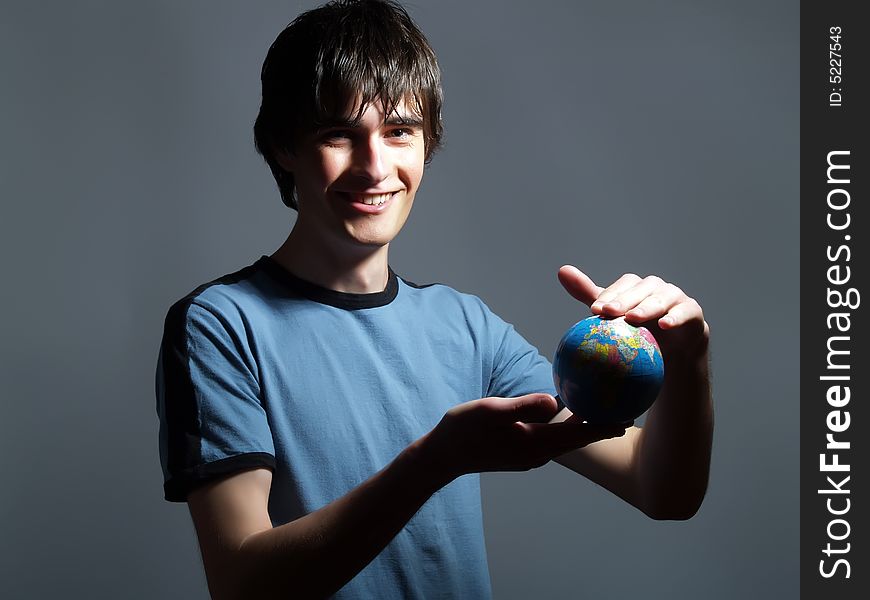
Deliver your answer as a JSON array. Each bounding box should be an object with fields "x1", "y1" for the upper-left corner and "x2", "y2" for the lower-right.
[
  {"x1": 316, "y1": 114, "x2": 424, "y2": 131},
  {"x1": 384, "y1": 115, "x2": 424, "y2": 128}
]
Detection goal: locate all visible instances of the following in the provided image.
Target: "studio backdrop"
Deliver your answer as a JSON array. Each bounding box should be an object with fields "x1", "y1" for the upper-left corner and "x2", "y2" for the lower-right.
[{"x1": 0, "y1": 1, "x2": 798, "y2": 598}]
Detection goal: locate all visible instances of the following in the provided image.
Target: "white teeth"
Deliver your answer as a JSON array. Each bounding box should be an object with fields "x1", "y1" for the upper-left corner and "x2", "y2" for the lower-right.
[{"x1": 357, "y1": 193, "x2": 392, "y2": 206}]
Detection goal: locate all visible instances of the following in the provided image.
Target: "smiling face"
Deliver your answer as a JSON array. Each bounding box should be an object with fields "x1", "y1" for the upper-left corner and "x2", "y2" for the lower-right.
[{"x1": 277, "y1": 98, "x2": 426, "y2": 253}]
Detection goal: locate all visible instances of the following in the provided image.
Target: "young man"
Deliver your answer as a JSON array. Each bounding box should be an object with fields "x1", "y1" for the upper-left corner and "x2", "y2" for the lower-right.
[{"x1": 156, "y1": 1, "x2": 713, "y2": 598}]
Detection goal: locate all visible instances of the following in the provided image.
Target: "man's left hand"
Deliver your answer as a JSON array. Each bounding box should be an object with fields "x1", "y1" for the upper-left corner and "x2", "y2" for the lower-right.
[{"x1": 557, "y1": 265, "x2": 710, "y2": 363}]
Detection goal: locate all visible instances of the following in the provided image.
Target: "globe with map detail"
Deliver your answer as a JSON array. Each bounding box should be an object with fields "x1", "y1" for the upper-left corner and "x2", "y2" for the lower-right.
[{"x1": 553, "y1": 315, "x2": 665, "y2": 424}]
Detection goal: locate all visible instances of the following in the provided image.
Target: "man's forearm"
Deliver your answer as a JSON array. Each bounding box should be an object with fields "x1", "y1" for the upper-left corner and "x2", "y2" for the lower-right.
[
  {"x1": 634, "y1": 351, "x2": 713, "y2": 520},
  {"x1": 233, "y1": 439, "x2": 451, "y2": 600}
]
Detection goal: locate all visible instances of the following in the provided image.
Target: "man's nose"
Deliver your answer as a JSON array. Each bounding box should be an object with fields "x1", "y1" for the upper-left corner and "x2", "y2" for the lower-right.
[{"x1": 351, "y1": 136, "x2": 389, "y2": 182}]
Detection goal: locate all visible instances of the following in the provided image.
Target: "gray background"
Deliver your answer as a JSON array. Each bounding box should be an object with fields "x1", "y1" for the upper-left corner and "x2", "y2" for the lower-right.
[{"x1": 0, "y1": 1, "x2": 798, "y2": 598}]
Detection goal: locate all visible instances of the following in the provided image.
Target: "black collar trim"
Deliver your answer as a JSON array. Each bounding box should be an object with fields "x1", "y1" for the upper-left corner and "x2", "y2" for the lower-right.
[{"x1": 257, "y1": 255, "x2": 400, "y2": 310}]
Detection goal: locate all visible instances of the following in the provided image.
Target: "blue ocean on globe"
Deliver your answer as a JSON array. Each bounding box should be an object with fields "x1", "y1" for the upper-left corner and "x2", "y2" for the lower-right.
[{"x1": 553, "y1": 315, "x2": 665, "y2": 424}]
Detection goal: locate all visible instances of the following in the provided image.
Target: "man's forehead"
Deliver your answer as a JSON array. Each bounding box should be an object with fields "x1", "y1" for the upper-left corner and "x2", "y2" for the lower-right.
[{"x1": 319, "y1": 96, "x2": 424, "y2": 128}]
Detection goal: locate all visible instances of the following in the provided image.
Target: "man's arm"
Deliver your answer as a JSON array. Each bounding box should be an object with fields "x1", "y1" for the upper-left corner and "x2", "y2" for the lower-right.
[
  {"x1": 187, "y1": 393, "x2": 629, "y2": 600},
  {"x1": 188, "y1": 443, "x2": 442, "y2": 600},
  {"x1": 549, "y1": 267, "x2": 714, "y2": 520},
  {"x1": 551, "y1": 352, "x2": 712, "y2": 519}
]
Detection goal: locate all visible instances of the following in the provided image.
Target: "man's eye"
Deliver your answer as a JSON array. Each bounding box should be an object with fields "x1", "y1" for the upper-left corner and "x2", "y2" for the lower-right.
[
  {"x1": 388, "y1": 128, "x2": 414, "y2": 138},
  {"x1": 322, "y1": 129, "x2": 352, "y2": 141}
]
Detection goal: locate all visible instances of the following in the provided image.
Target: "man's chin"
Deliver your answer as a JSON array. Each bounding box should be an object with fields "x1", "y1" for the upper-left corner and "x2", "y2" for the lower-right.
[{"x1": 341, "y1": 229, "x2": 395, "y2": 251}]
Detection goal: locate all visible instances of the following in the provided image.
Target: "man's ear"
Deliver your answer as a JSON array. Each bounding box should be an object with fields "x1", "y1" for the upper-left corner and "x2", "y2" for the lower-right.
[{"x1": 274, "y1": 147, "x2": 295, "y2": 172}]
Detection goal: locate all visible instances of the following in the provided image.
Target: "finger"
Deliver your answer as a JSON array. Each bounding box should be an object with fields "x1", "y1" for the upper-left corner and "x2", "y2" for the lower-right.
[
  {"x1": 557, "y1": 265, "x2": 604, "y2": 307},
  {"x1": 658, "y1": 297, "x2": 704, "y2": 329},
  {"x1": 622, "y1": 281, "x2": 686, "y2": 323},
  {"x1": 505, "y1": 394, "x2": 560, "y2": 424},
  {"x1": 582, "y1": 422, "x2": 633, "y2": 437},
  {"x1": 557, "y1": 422, "x2": 631, "y2": 453},
  {"x1": 524, "y1": 420, "x2": 628, "y2": 451},
  {"x1": 562, "y1": 413, "x2": 635, "y2": 428},
  {"x1": 589, "y1": 273, "x2": 643, "y2": 314}
]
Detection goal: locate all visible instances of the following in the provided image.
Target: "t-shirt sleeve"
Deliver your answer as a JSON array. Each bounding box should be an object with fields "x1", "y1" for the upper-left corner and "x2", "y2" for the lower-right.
[
  {"x1": 156, "y1": 299, "x2": 275, "y2": 502},
  {"x1": 480, "y1": 300, "x2": 563, "y2": 408}
]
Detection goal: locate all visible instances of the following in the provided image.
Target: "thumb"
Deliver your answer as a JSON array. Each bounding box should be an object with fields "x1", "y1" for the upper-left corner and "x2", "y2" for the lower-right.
[
  {"x1": 506, "y1": 394, "x2": 560, "y2": 423},
  {"x1": 558, "y1": 265, "x2": 604, "y2": 307}
]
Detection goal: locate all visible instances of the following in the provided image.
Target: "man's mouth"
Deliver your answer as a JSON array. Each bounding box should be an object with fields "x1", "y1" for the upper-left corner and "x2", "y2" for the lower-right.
[
  {"x1": 347, "y1": 192, "x2": 393, "y2": 206},
  {"x1": 338, "y1": 191, "x2": 398, "y2": 210}
]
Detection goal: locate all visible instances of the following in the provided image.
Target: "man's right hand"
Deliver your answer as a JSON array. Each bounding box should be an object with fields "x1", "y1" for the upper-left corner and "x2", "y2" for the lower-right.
[{"x1": 415, "y1": 393, "x2": 631, "y2": 486}]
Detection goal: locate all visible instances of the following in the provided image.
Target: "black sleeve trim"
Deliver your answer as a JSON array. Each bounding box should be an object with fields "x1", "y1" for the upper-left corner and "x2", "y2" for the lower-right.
[{"x1": 163, "y1": 452, "x2": 276, "y2": 502}]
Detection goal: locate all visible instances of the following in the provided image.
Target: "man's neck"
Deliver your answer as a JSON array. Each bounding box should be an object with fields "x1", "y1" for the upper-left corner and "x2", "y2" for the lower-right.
[{"x1": 270, "y1": 229, "x2": 391, "y2": 295}]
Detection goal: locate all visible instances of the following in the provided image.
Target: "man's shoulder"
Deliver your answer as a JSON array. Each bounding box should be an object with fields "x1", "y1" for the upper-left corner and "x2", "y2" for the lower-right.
[
  {"x1": 163, "y1": 258, "x2": 274, "y2": 328},
  {"x1": 396, "y1": 275, "x2": 495, "y2": 318}
]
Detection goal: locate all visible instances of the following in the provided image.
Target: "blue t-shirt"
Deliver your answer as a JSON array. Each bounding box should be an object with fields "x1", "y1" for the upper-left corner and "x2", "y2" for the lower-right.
[{"x1": 156, "y1": 255, "x2": 557, "y2": 598}]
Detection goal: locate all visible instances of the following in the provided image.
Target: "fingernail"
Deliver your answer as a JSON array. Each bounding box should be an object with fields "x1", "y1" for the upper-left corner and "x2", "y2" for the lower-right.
[
  {"x1": 607, "y1": 302, "x2": 621, "y2": 311},
  {"x1": 591, "y1": 301, "x2": 603, "y2": 311}
]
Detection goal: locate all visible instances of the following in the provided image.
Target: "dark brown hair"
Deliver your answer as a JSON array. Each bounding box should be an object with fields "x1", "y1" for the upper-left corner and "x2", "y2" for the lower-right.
[{"x1": 253, "y1": 0, "x2": 444, "y2": 209}]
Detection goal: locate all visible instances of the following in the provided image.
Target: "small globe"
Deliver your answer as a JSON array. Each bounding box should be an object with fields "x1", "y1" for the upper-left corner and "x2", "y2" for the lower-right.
[{"x1": 553, "y1": 315, "x2": 665, "y2": 424}]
